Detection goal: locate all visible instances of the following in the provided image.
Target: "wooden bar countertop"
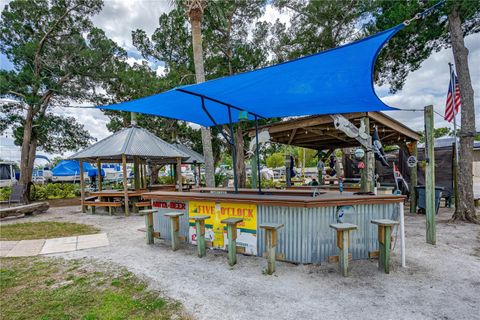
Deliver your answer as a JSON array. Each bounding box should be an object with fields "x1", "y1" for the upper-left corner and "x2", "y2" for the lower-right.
[{"x1": 142, "y1": 190, "x2": 405, "y2": 208}]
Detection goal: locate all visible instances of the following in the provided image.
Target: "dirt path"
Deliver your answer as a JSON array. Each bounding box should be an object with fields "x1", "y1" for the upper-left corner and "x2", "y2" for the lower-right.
[{"x1": 2, "y1": 206, "x2": 479, "y2": 320}]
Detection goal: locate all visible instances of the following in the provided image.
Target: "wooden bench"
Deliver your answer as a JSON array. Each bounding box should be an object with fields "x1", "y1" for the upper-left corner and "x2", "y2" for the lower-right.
[
  {"x1": 139, "y1": 209, "x2": 156, "y2": 244},
  {"x1": 191, "y1": 215, "x2": 210, "y2": 257},
  {"x1": 260, "y1": 223, "x2": 284, "y2": 275},
  {"x1": 329, "y1": 223, "x2": 358, "y2": 277},
  {"x1": 85, "y1": 201, "x2": 122, "y2": 215},
  {"x1": 135, "y1": 201, "x2": 151, "y2": 208},
  {"x1": 371, "y1": 219, "x2": 398, "y2": 274},
  {"x1": 164, "y1": 212, "x2": 184, "y2": 251},
  {"x1": 221, "y1": 218, "x2": 244, "y2": 266}
]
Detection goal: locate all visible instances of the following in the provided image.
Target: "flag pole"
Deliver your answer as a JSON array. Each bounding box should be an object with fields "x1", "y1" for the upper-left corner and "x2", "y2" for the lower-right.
[{"x1": 448, "y1": 62, "x2": 460, "y2": 168}]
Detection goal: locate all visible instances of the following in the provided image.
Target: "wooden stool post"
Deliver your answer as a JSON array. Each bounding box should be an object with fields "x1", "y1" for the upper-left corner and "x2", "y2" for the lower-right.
[
  {"x1": 329, "y1": 223, "x2": 358, "y2": 277},
  {"x1": 371, "y1": 219, "x2": 399, "y2": 274},
  {"x1": 191, "y1": 215, "x2": 209, "y2": 257},
  {"x1": 139, "y1": 209, "x2": 156, "y2": 245},
  {"x1": 164, "y1": 212, "x2": 184, "y2": 251},
  {"x1": 260, "y1": 223, "x2": 284, "y2": 275},
  {"x1": 221, "y1": 218, "x2": 243, "y2": 266}
]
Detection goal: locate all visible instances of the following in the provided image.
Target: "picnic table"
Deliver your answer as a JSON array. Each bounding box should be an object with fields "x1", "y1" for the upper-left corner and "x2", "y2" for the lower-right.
[{"x1": 89, "y1": 189, "x2": 147, "y2": 213}]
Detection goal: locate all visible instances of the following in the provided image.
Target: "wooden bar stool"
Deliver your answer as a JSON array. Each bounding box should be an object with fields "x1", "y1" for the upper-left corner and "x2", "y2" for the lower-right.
[
  {"x1": 371, "y1": 219, "x2": 398, "y2": 274},
  {"x1": 221, "y1": 218, "x2": 243, "y2": 266},
  {"x1": 139, "y1": 209, "x2": 156, "y2": 245},
  {"x1": 329, "y1": 223, "x2": 358, "y2": 276},
  {"x1": 164, "y1": 212, "x2": 184, "y2": 251},
  {"x1": 191, "y1": 215, "x2": 210, "y2": 257},
  {"x1": 259, "y1": 223, "x2": 284, "y2": 275}
]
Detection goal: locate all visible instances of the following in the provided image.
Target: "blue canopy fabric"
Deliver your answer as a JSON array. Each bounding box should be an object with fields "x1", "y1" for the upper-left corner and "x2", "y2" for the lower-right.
[{"x1": 100, "y1": 24, "x2": 404, "y2": 127}]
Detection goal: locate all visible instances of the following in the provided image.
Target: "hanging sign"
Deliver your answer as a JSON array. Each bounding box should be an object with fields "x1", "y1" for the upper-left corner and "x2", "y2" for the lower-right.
[
  {"x1": 357, "y1": 161, "x2": 365, "y2": 169},
  {"x1": 407, "y1": 156, "x2": 418, "y2": 168},
  {"x1": 188, "y1": 201, "x2": 257, "y2": 255}
]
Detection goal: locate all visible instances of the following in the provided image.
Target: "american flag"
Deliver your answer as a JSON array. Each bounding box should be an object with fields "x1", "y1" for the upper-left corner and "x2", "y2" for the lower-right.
[{"x1": 444, "y1": 67, "x2": 462, "y2": 122}]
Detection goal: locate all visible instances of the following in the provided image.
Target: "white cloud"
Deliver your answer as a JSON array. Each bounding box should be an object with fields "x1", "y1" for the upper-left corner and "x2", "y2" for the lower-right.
[
  {"x1": 259, "y1": 4, "x2": 291, "y2": 27},
  {"x1": 92, "y1": 0, "x2": 172, "y2": 52},
  {"x1": 155, "y1": 65, "x2": 166, "y2": 77}
]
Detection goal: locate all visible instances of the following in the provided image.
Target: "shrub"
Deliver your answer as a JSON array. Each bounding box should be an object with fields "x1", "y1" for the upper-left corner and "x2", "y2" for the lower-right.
[{"x1": 0, "y1": 187, "x2": 12, "y2": 201}]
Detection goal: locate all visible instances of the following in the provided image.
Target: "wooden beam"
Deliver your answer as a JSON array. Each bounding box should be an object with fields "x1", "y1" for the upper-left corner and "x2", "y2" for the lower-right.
[
  {"x1": 424, "y1": 105, "x2": 436, "y2": 245},
  {"x1": 96, "y1": 158, "x2": 102, "y2": 191},
  {"x1": 368, "y1": 112, "x2": 421, "y2": 141},
  {"x1": 287, "y1": 128, "x2": 297, "y2": 145},
  {"x1": 176, "y1": 157, "x2": 182, "y2": 191},
  {"x1": 409, "y1": 142, "x2": 418, "y2": 214},
  {"x1": 122, "y1": 154, "x2": 129, "y2": 216},
  {"x1": 79, "y1": 160, "x2": 86, "y2": 213}
]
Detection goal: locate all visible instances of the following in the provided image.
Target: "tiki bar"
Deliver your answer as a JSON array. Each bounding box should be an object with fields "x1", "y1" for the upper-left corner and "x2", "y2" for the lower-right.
[{"x1": 97, "y1": 24, "x2": 414, "y2": 271}]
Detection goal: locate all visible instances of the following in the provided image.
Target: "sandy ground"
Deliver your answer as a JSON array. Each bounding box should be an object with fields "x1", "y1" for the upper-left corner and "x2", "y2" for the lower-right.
[{"x1": 1, "y1": 206, "x2": 479, "y2": 320}]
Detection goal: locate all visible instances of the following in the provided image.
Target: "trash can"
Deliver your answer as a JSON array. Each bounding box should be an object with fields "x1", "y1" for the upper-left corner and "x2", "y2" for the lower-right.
[{"x1": 415, "y1": 186, "x2": 443, "y2": 214}]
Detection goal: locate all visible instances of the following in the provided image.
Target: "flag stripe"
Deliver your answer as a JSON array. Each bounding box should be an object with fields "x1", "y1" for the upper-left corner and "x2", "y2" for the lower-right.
[{"x1": 445, "y1": 70, "x2": 462, "y2": 122}]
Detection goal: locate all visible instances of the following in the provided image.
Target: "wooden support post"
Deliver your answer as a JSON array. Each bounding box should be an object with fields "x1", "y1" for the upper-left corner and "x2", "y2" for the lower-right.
[
  {"x1": 96, "y1": 158, "x2": 102, "y2": 191},
  {"x1": 133, "y1": 156, "x2": 140, "y2": 190},
  {"x1": 79, "y1": 160, "x2": 86, "y2": 213},
  {"x1": 372, "y1": 219, "x2": 398, "y2": 274},
  {"x1": 360, "y1": 117, "x2": 373, "y2": 192},
  {"x1": 424, "y1": 105, "x2": 436, "y2": 245},
  {"x1": 221, "y1": 218, "x2": 243, "y2": 266},
  {"x1": 122, "y1": 154, "x2": 129, "y2": 216},
  {"x1": 330, "y1": 223, "x2": 357, "y2": 277},
  {"x1": 164, "y1": 212, "x2": 184, "y2": 251},
  {"x1": 409, "y1": 142, "x2": 418, "y2": 213},
  {"x1": 452, "y1": 142, "x2": 458, "y2": 209},
  {"x1": 140, "y1": 209, "x2": 155, "y2": 244},
  {"x1": 176, "y1": 157, "x2": 182, "y2": 191},
  {"x1": 260, "y1": 223, "x2": 284, "y2": 275},
  {"x1": 192, "y1": 215, "x2": 209, "y2": 257},
  {"x1": 285, "y1": 154, "x2": 291, "y2": 187}
]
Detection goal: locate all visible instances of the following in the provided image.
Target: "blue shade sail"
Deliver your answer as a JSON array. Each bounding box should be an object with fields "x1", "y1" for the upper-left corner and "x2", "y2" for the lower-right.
[{"x1": 99, "y1": 25, "x2": 404, "y2": 127}]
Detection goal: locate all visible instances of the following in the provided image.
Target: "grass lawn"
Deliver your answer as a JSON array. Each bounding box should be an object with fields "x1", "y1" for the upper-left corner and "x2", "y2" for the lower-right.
[
  {"x1": 0, "y1": 221, "x2": 100, "y2": 241},
  {"x1": 0, "y1": 257, "x2": 188, "y2": 320}
]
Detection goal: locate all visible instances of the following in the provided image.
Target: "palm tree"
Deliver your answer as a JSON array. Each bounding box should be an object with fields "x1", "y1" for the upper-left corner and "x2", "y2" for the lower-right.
[{"x1": 185, "y1": 0, "x2": 215, "y2": 187}]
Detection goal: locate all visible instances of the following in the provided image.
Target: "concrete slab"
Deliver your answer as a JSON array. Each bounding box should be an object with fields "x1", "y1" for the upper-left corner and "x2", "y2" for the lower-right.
[
  {"x1": 77, "y1": 233, "x2": 109, "y2": 250},
  {"x1": 0, "y1": 241, "x2": 19, "y2": 251},
  {"x1": 40, "y1": 239, "x2": 76, "y2": 254},
  {"x1": 45, "y1": 236, "x2": 77, "y2": 244},
  {"x1": 6, "y1": 239, "x2": 45, "y2": 257}
]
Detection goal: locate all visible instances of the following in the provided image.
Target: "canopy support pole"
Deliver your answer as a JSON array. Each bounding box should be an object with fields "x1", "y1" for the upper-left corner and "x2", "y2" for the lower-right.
[
  {"x1": 228, "y1": 106, "x2": 239, "y2": 193},
  {"x1": 254, "y1": 116, "x2": 262, "y2": 194}
]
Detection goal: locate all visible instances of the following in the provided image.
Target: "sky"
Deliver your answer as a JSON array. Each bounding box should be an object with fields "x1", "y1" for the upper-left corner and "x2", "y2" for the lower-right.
[{"x1": 0, "y1": 0, "x2": 479, "y2": 162}]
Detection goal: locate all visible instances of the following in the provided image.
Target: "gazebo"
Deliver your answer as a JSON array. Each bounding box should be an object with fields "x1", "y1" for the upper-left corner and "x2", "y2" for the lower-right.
[{"x1": 70, "y1": 125, "x2": 188, "y2": 215}]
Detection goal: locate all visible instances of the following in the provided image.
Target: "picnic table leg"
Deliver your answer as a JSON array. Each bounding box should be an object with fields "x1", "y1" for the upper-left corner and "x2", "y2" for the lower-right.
[
  {"x1": 90, "y1": 205, "x2": 95, "y2": 215},
  {"x1": 145, "y1": 212, "x2": 154, "y2": 245},
  {"x1": 169, "y1": 216, "x2": 180, "y2": 251},
  {"x1": 338, "y1": 230, "x2": 349, "y2": 277},
  {"x1": 265, "y1": 229, "x2": 277, "y2": 275},
  {"x1": 196, "y1": 219, "x2": 206, "y2": 257},
  {"x1": 227, "y1": 224, "x2": 237, "y2": 266},
  {"x1": 378, "y1": 225, "x2": 392, "y2": 273}
]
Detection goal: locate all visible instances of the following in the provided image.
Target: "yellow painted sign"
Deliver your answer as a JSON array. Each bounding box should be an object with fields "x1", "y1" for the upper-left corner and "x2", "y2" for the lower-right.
[{"x1": 189, "y1": 201, "x2": 258, "y2": 254}]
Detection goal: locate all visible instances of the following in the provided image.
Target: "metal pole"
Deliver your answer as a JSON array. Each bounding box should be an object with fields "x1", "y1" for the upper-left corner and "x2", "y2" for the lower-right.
[
  {"x1": 254, "y1": 116, "x2": 262, "y2": 193},
  {"x1": 228, "y1": 107, "x2": 238, "y2": 193}
]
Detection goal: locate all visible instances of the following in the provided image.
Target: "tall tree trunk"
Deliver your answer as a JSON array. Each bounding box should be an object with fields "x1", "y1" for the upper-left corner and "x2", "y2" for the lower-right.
[
  {"x1": 235, "y1": 123, "x2": 246, "y2": 188},
  {"x1": 19, "y1": 105, "x2": 35, "y2": 202},
  {"x1": 449, "y1": 8, "x2": 478, "y2": 223},
  {"x1": 189, "y1": 7, "x2": 215, "y2": 187}
]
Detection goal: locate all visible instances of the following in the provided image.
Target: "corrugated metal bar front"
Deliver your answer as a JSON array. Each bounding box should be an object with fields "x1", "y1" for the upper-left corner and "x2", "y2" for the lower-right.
[
  {"x1": 257, "y1": 203, "x2": 398, "y2": 264},
  {"x1": 153, "y1": 202, "x2": 190, "y2": 241}
]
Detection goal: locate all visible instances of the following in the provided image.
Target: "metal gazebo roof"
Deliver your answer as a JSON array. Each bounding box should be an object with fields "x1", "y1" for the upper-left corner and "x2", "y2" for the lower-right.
[
  {"x1": 172, "y1": 143, "x2": 205, "y2": 164},
  {"x1": 69, "y1": 126, "x2": 189, "y2": 162}
]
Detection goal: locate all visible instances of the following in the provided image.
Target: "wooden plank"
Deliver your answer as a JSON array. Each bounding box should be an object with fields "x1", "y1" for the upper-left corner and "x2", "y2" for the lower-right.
[
  {"x1": 368, "y1": 112, "x2": 421, "y2": 142},
  {"x1": 287, "y1": 128, "x2": 297, "y2": 145},
  {"x1": 368, "y1": 250, "x2": 379, "y2": 258},
  {"x1": 96, "y1": 158, "x2": 102, "y2": 191},
  {"x1": 79, "y1": 160, "x2": 86, "y2": 213},
  {"x1": 122, "y1": 154, "x2": 129, "y2": 216},
  {"x1": 424, "y1": 105, "x2": 436, "y2": 245},
  {"x1": 227, "y1": 224, "x2": 237, "y2": 266}
]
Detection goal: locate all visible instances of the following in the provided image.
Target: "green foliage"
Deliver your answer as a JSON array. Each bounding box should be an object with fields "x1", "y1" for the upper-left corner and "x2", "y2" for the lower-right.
[
  {"x1": 417, "y1": 127, "x2": 454, "y2": 142},
  {"x1": 266, "y1": 152, "x2": 285, "y2": 168},
  {"x1": 158, "y1": 176, "x2": 175, "y2": 185},
  {"x1": 365, "y1": 0, "x2": 480, "y2": 92},
  {"x1": 215, "y1": 173, "x2": 227, "y2": 187},
  {"x1": 0, "y1": 183, "x2": 79, "y2": 201}
]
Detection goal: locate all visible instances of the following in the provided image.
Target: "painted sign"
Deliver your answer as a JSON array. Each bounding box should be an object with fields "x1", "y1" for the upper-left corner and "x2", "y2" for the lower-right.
[{"x1": 189, "y1": 201, "x2": 257, "y2": 255}]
